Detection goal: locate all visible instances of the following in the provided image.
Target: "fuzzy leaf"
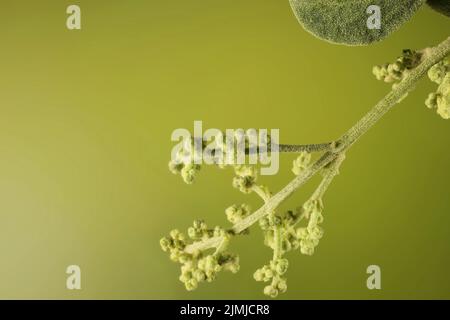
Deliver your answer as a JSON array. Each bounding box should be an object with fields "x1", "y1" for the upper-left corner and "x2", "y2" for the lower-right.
[
  {"x1": 427, "y1": 0, "x2": 450, "y2": 17},
  {"x1": 289, "y1": 0, "x2": 425, "y2": 45}
]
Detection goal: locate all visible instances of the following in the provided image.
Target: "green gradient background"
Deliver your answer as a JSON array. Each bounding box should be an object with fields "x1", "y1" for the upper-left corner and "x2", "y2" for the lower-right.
[{"x1": 0, "y1": 1, "x2": 449, "y2": 299}]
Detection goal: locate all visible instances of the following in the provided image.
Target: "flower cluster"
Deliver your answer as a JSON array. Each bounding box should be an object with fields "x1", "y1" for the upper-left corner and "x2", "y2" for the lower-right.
[
  {"x1": 178, "y1": 252, "x2": 240, "y2": 291},
  {"x1": 296, "y1": 199, "x2": 325, "y2": 256},
  {"x1": 425, "y1": 59, "x2": 450, "y2": 119},
  {"x1": 160, "y1": 222, "x2": 239, "y2": 291},
  {"x1": 168, "y1": 137, "x2": 205, "y2": 184},
  {"x1": 168, "y1": 130, "x2": 270, "y2": 185},
  {"x1": 265, "y1": 202, "x2": 322, "y2": 286},
  {"x1": 259, "y1": 214, "x2": 282, "y2": 249},
  {"x1": 232, "y1": 165, "x2": 257, "y2": 194},
  {"x1": 373, "y1": 49, "x2": 424, "y2": 102},
  {"x1": 225, "y1": 204, "x2": 251, "y2": 224},
  {"x1": 373, "y1": 49, "x2": 422, "y2": 84},
  {"x1": 258, "y1": 199, "x2": 325, "y2": 257},
  {"x1": 253, "y1": 258, "x2": 289, "y2": 298},
  {"x1": 292, "y1": 152, "x2": 311, "y2": 176},
  {"x1": 252, "y1": 197, "x2": 326, "y2": 297}
]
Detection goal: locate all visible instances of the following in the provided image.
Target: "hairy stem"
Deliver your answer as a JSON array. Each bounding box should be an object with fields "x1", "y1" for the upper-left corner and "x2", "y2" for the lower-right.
[
  {"x1": 273, "y1": 225, "x2": 283, "y2": 260},
  {"x1": 243, "y1": 142, "x2": 332, "y2": 155},
  {"x1": 184, "y1": 36, "x2": 450, "y2": 254},
  {"x1": 311, "y1": 153, "x2": 346, "y2": 200},
  {"x1": 278, "y1": 143, "x2": 333, "y2": 153}
]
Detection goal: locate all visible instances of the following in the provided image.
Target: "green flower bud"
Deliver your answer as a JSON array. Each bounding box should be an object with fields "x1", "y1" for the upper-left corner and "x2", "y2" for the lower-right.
[
  {"x1": 276, "y1": 278, "x2": 288, "y2": 293},
  {"x1": 271, "y1": 215, "x2": 282, "y2": 227},
  {"x1": 428, "y1": 60, "x2": 449, "y2": 84},
  {"x1": 205, "y1": 270, "x2": 217, "y2": 282},
  {"x1": 187, "y1": 227, "x2": 201, "y2": 240},
  {"x1": 263, "y1": 230, "x2": 275, "y2": 248},
  {"x1": 372, "y1": 65, "x2": 388, "y2": 81},
  {"x1": 263, "y1": 285, "x2": 278, "y2": 298},
  {"x1": 220, "y1": 253, "x2": 240, "y2": 274},
  {"x1": 213, "y1": 226, "x2": 226, "y2": 237},
  {"x1": 373, "y1": 50, "x2": 422, "y2": 84},
  {"x1": 193, "y1": 219, "x2": 207, "y2": 230},
  {"x1": 184, "y1": 278, "x2": 198, "y2": 291},
  {"x1": 425, "y1": 92, "x2": 439, "y2": 109},
  {"x1": 437, "y1": 94, "x2": 450, "y2": 119},
  {"x1": 160, "y1": 237, "x2": 171, "y2": 252},
  {"x1": 181, "y1": 262, "x2": 194, "y2": 274},
  {"x1": 303, "y1": 198, "x2": 324, "y2": 217},
  {"x1": 232, "y1": 175, "x2": 255, "y2": 194},
  {"x1": 193, "y1": 269, "x2": 206, "y2": 282},
  {"x1": 168, "y1": 160, "x2": 183, "y2": 175},
  {"x1": 292, "y1": 152, "x2": 311, "y2": 175},
  {"x1": 181, "y1": 163, "x2": 200, "y2": 184},
  {"x1": 179, "y1": 272, "x2": 191, "y2": 283},
  {"x1": 275, "y1": 258, "x2": 289, "y2": 275},
  {"x1": 226, "y1": 263, "x2": 240, "y2": 274},
  {"x1": 309, "y1": 226, "x2": 324, "y2": 240},
  {"x1": 300, "y1": 244, "x2": 315, "y2": 256},
  {"x1": 225, "y1": 204, "x2": 251, "y2": 224},
  {"x1": 436, "y1": 74, "x2": 450, "y2": 119},
  {"x1": 296, "y1": 227, "x2": 308, "y2": 240},
  {"x1": 427, "y1": 0, "x2": 450, "y2": 17},
  {"x1": 289, "y1": 0, "x2": 425, "y2": 45},
  {"x1": 170, "y1": 249, "x2": 181, "y2": 262}
]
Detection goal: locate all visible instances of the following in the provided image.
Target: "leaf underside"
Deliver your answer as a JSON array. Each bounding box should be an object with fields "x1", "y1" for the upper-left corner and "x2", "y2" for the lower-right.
[
  {"x1": 427, "y1": 0, "x2": 450, "y2": 17},
  {"x1": 289, "y1": 0, "x2": 426, "y2": 46}
]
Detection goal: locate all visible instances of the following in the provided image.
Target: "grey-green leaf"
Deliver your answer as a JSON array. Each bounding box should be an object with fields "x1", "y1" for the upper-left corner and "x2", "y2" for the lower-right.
[
  {"x1": 427, "y1": 0, "x2": 450, "y2": 17},
  {"x1": 289, "y1": 0, "x2": 426, "y2": 46}
]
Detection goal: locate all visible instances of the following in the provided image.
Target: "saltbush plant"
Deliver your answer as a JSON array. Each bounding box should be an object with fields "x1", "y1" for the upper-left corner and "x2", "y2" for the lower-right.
[{"x1": 161, "y1": 1, "x2": 450, "y2": 297}]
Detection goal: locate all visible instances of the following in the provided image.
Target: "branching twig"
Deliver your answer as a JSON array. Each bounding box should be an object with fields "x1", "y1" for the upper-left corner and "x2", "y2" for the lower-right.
[{"x1": 184, "y1": 36, "x2": 450, "y2": 254}]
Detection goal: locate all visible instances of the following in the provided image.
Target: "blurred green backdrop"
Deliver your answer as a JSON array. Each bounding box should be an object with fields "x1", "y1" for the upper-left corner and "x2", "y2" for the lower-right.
[{"x1": 0, "y1": 1, "x2": 449, "y2": 299}]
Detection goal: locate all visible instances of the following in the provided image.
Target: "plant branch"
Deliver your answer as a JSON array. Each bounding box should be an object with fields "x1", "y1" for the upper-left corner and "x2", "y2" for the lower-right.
[
  {"x1": 311, "y1": 152, "x2": 346, "y2": 200},
  {"x1": 184, "y1": 36, "x2": 450, "y2": 255},
  {"x1": 278, "y1": 143, "x2": 333, "y2": 153},
  {"x1": 273, "y1": 225, "x2": 283, "y2": 260}
]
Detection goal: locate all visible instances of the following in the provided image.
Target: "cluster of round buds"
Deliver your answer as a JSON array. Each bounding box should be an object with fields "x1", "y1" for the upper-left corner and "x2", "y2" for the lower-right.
[
  {"x1": 160, "y1": 229, "x2": 190, "y2": 263},
  {"x1": 279, "y1": 210, "x2": 303, "y2": 252},
  {"x1": 296, "y1": 225, "x2": 324, "y2": 256},
  {"x1": 178, "y1": 250, "x2": 240, "y2": 291},
  {"x1": 259, "y1": 211, "x2": 305, "y2": 254},
  {"x1": 168, "y1": 137, "x2": 205, "y2": 184},
  {"x1": 187, "y1": 220, "x2": 209, "y2": 241},
  {"x1": 225, "y1": 204, "x2": 251, "y2": 224},
  {"x1": 161, "y1": 224, "x2": 240, "y2": 291},
  {"x1": 372, "y1": 49, "x2": 422, "y2": 83},
  {"x1": 253, "y1": 258, "x2": 289, "y2": 298},
  {"x1": 292, "y1": 152, "x2": 311, "y2": 176},
  {"x1": 232, "y1": 165, "x2": 257, "y2": 194},
  {"x1": 425, "y1": 59, "x2": 450, "y2": 119},
  {"x1": 296, "y1": 199, "x2": 324, "y2": 256},
  {"x1": 259, "y1": 214, "x2": 282, "y2": 249}
]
